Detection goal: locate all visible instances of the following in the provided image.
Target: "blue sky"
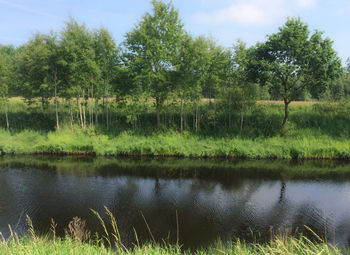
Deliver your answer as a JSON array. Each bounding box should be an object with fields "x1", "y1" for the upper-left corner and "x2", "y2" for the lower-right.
[{"x1": 0, "y1": 0, "x2": 349, "y2": 64}]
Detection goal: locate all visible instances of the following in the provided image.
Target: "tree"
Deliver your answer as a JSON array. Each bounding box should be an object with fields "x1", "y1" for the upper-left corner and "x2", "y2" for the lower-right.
[
  {"x1": 346, "y1": 58, "x2": 350, "y2": 73},
  {"x1": 17, "y1": 33, "x2": 52, "y2": 104},
  {"x1": 60, "y1": 17, "x2": 99, "y2": 128},
  {"x1": 0, "y1": 45, "x2": 17, "y2": 130},
  {"x1": 124, "y1": 0, "x2": 184, "y2": 128},
  {"x1": 0, "y1": 50, "x2": 10, "y2": 130},
  {"x1": 17, "y1": 33, "x2": 63, "y2": 130},
  {"x1": 174, "y1": 34, "x2": 210, "y2": 132},
  {"x1": 93, "y1": 27, "x2": 119, "y2": 128},
  {"x1": 248, "y1": 18, "x2": 342, "y2": 128},
  {"x1": 45, "y1": 33, "x2": 63, "y2": 130},
  {"x1": 202, "y1": 39, "x2": 231, "y2": 130},
  {"x1": 226, "y1": 40, "x2": 256, "y2": 132}
]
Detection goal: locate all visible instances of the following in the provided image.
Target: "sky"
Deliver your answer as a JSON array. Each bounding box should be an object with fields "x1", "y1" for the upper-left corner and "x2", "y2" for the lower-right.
[{"x1": 0, "y1": 0, "x2": 350, "y2": 64}]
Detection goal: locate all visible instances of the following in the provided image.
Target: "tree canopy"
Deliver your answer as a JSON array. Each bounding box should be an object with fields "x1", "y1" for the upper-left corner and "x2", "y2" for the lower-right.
[
  {"x1": 0, "y1": 2, "x2": 347, "y2": 133},
  {"x1": 248, "y1": 18, "x2": 342, "y2": 127},
  {"x1": 124, "y1": 0, "x2": 184, "y2": 127}
]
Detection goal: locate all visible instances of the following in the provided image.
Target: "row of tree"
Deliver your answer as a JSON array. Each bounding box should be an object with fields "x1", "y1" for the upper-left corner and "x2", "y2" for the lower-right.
[{"x1": 0, "y1": 0, "x2": 347, "y2": 131}]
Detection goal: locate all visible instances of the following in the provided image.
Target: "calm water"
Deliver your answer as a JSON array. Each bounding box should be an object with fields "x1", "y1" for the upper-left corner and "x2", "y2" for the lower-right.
[{"x1": 1, "y1": 156, "x2": 350, "y2": 249}]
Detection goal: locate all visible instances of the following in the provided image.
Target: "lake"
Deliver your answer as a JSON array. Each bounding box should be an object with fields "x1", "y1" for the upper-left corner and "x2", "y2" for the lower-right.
[{"x1": 1, "y1": 156, "x2": 350, "y2": 249}]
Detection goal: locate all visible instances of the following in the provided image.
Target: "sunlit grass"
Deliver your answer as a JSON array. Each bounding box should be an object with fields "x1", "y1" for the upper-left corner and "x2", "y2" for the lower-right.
[{"x1": 0, "y1": 127, "x2": 349, "y2": 159}]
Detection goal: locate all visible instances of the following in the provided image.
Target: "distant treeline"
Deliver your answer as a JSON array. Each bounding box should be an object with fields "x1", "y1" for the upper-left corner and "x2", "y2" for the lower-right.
[{"x1": 0, "y1": 0, "x2": 349, "y2": 132}]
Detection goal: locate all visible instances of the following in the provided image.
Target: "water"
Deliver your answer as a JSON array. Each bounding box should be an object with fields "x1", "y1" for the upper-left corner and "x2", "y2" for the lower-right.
[{"x1": 1, "y1": 156, "x2": 350, "y2": 249}]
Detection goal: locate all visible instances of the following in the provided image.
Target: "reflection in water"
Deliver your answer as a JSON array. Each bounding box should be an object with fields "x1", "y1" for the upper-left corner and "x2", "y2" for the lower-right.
[{"x1": 0, "y1": 157, "x2": 350, "y2": 249}]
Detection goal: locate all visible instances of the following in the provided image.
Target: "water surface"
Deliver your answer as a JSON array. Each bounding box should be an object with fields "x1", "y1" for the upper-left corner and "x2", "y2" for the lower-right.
[{"x1": 1, "y1": 156, "x2": 350, "y2": 249}]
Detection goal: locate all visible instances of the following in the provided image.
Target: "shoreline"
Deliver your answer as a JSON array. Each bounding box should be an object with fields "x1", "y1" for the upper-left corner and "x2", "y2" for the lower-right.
[{"x1": 1, "y1": 151, "x2": 350, "y2": 160}]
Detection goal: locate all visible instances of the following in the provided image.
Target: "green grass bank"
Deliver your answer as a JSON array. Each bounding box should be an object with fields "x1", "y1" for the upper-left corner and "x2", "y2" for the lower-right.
[
  {"x1": 0, "y1": 128, "x2": 349, "y2": 159},
  {"x1": 0, "y1": 99, "x2": 349, "y2": 159},
  {"x1": 0, "y1": 235, "x2": 345, "y2": 255}
]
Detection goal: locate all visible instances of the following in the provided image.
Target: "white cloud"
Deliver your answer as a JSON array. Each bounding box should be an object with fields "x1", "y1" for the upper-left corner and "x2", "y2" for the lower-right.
[{"x1": 194, "y1": 0, "x2": 317, "y2": 26}]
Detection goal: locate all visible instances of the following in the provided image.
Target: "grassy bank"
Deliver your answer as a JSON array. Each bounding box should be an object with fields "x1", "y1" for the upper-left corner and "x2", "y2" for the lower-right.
[
  {"x1": 0, "y1": 99, "x2": 349, "y2": 159},
  {"x1": 0, "y1": 234, "x2": 344, "y2": 255},
  {"x1": 0, "y1": 128, "x2": 349, "y2": 159}
]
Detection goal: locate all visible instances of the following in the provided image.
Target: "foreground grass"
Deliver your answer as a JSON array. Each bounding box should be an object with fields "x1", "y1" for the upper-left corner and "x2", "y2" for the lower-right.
[
  {"x1": 0, "y1": 128, "x2": 349, "y2": 159},
  {"x1": 0, "y1": 207, "x2": 346, "y2": 255},
  {"x1": 0, "y1": 236, "x2": 344, "y2": 255}
]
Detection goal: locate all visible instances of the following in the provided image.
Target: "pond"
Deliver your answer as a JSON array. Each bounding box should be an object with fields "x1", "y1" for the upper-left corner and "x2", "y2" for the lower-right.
[{"x1": 1, "y1": 156, "x2": 350, "y2": 249}]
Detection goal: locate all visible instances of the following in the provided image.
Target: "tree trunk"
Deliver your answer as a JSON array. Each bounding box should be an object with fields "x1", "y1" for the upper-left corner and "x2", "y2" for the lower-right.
[
  {"x1": 184, "y1": 101, "x2": 187, "y2": 130},
  {"x1": 69, "y1": 100, "x2": 73, "y2": 129},
  {"x1": 82, "y1": 90, "x2": 86, "y2": 128},
  {"x1": 228, "y1": 103, "x2": 232, "y2": 130},
  {"x1": 180, "y1": 96, "x2": 183, "y2": 133},
  {"x1": 195, "y1": 100, "x2": 200, "y2": 133},
  {"x1": 88, "y1": 87, "x2": 92, "y2": 126},
  {"x1": 156, "y1": 96, "x2": 160, "y2": 128},
  {"x1": 91, "y1": 84, "x2": 94, "y2": 126},
  {"x1": 54, "y1": 83, "x2": 59, "y2": 130},
  {"x1": 78, "y1": 95, "x2": 83, "y2": 128},
  {"x1": 240, "y1": 102, "x2": 244, "y2": 133},
  {"x1": 193, "y1": 101, "x2": 196, "y2": 131},
  {"x1": 102, "y1": 96, "x2": 105, "y2": 123},
  {"x1": 213, "y1": 97, "x2": 216, "y2": 129},
  {"x1": 95, "y1": 98, "x2": 98, "y2": 125},
  {"x1": 106, "y1": 97, "x2": 109, "y2": 129},
  {"x1": 198, "y1": 101, "x2": 200, "y2": 132},
  {"x1": 4, "y1": 100, "x2": 9, "y2": 131},
  {"x1": 282, "y1": 99, "x2": 290, "y2": 129},
  {"x1": 89, "y1": 98, "x2": 92, "y2": 126}
]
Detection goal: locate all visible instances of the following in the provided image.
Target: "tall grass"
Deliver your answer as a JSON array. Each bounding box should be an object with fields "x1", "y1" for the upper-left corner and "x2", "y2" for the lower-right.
[
  {"x1": 0, "y1": 238, "x2": 343, "y2": 255},
  {"x1": 0, "y1": 208, "x2": 344, "y2": 255},
  {"x1": 0, "y1": 127, "x2": 349, "y2": 159}
]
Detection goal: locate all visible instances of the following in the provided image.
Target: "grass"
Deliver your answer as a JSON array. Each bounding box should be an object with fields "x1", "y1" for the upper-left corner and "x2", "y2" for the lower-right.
[
  {"x1": 0, "y1": 208, "x2": 346, "y2": 255},
  {"x1": 0, "y1": 98, "x2": 349, "y2": 159},
  {"x1": 0, "y1": 128, "x2": 349, "y2": 159},
  {"x1": 0, "y1": 237, "x2": 345, "y2": 255}
]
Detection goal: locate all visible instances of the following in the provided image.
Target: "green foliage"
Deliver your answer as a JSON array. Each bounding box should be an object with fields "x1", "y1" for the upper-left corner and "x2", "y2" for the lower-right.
[
  {"x1": 0, "y1": 51, "x2": 9, "y2": 99},
  {"x1": 175, "y1": 34, "x2": 210, "y2": 100},
  {"x1": 93, "y1": 27, "x2": 119, "y2": 99},
  {"x1": 14, "y1": 31, "x2": 63, "y2": 129},
  {"x1": 248, "y1": 18, "x2": 342, "y2": 127},
  {"x1": 124, "y1": 0, "x2": 184, "y2": 126},
  {"x1": 0, "y1": 45, "x2": 16, "y2": 96},
  {"x1": 60, "y1": 17, "x2": 99, "y2": 98},
  {"x1": 124, "y1": 0, "x2": 184, "y2": 91},
  {"x1": 0, "y1": 2, "x2": 349, "y2": 136}
]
